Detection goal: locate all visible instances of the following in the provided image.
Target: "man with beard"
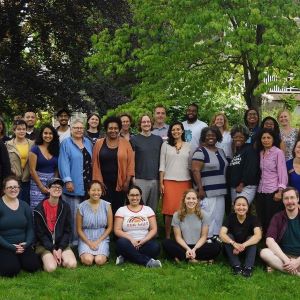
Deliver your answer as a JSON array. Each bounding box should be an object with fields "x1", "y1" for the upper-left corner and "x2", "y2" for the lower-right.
[
  {"x1": 182, "y1": 103, "x2": 207, "y2": 153},
  {"x1": 260, "y1": 187, "x2": 300, "y2": 275},
  {"x1": 56, "y1": 108, "x2": 71, "y2": 143},
  {"x1": 24, "y1": 111, "x2": 39, "y2": 140}
]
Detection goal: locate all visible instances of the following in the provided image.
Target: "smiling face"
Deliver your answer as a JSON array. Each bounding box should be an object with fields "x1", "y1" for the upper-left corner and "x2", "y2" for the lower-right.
[
  {"x1": 71, "y1": 122, "x2": 84, "y2": 139},
  {"x1": 278, "y1": 111, "x2": 290, "y2": 127},
  {"x1": 214, "y1": 115, "x2": 225, "y2": 129},
  {"x1": 140, "y1": 116, "x2": 152, "y2": 133},
  {"x1": 186, "y1": 105, "x2": 198, "y2": 123},
  {"x1": 42, "y1": 127, "x2": 54, "y2": 144},
  {"x1": 88, "y1": 115, "x2": 100, "y2": 130},
  {"x1": 246, "y1": 110, "x2": 258, "y2": 127},
  {"x1": 4, "y1": 179, "x2": 20, "y2": 199},
  {"x1": 49, "y1": 184, "x2": 63, "y2": 198},
  {"x1": 261, "y1": 132, "x2": 274, "y2": 149},
  {"x1": 106, "y1": 122, "x2": 120, "y2": 140},
  {"x1": 184, "y1": 191, "x2": 198, "y2": 211},
  {"x1": 57, "y1": 112, "x2": 70, "y2": 126},
  {"x1": 127, "y1": 188, "x2": 141, "y2": 206},
  {"x1": 263, "y1": 119, "x2": 275, "y2": 130},
  {"x1": 121, "y1": 116, "x2": 131, "y2": 131},
  {"x1": 204, "y1": 130, "x2": 217, "y2": 147},
  {"x1": 24, "y1": 112, "x2": 36, "y2": 128},
  {"x1": 234, "y1": 197, "x2": 249, "y2": 217},
  {"x1": 154, "y1": 107, "x2": 166, "y2": 125},
  {"x1": 14, "y1": 124, "x2": 27, "y2": 139},
  {"x1": 88, "y1": 183, "x2": 102, "y2": 202},
  {"x1": 294, "y1": 141, "x2": 300, "y2": 158},
  {"x1": 283, "y1": 189, "x2": 299, "y2": 213},
  {"x1": 171, "y1": 124, "x2": 183, "y2": 140},
  {"x1": 232, "y1": 131, "x2": 246, "y2": 148}
]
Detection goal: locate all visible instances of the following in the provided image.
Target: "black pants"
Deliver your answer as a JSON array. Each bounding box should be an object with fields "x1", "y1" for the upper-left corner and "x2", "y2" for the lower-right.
[
  {"x1": 102, "y1": 182, "x2": 125, "y2": 215},
  {"x1": 223, "y1": 234, "x2": 257, "y2": 268},
  {"x1": 255, "y1": 192, "x2": 284, "y2": 236},
  {"x1": 0, "y1": 247, "x2": 41, "y2": 277},
  {"x1": 162, "y1": 239, "x2": 221, "y2": 261}
]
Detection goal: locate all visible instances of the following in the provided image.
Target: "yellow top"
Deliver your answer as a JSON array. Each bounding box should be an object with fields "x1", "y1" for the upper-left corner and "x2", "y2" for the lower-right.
[{"x1": 16, "y1": 143, "x2": 29, "y2": 169}]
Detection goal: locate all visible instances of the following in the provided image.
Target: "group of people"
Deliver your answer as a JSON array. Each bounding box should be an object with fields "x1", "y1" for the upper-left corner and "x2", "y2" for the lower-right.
[{"x1": 0, "y1": 104, "x2": 300, "y2": 278}]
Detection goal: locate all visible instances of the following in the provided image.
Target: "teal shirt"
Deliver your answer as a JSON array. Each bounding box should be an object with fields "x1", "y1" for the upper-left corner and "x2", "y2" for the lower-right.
[
  {"x1": 0, "y1": 198, "x2": 34, "y2": 251},
  {"x1": 280, "y1": 217, "x2": 300, "y2": 256}
]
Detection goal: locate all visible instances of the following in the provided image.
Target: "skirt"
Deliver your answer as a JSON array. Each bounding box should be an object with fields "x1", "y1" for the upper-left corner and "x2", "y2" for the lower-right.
[
  {"x1": 162, "y1": 180, "x2": 192, "y2": 215},
  {"x1": 30, "y1": 171, "x2": 54, "y2": 210}
]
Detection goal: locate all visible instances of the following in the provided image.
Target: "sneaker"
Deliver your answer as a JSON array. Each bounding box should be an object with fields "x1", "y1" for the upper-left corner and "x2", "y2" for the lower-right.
[
  {"x1": 232, "y1": 265, "x2": 243, "y2": 275},
  {"x1": 212, "y1": 235, "x2": 222, "y2": 244},
  {"x1": 242, "y1": 267, "x2": 253, "y2": 278},
  {"x1": 146, "y1": 258, "x2": 162, "y2": 268},
  {"x1": 115, "y1": 255, "x2": 124, "y2": 265},
  {"x1": 207, "y1": 238, "x2": 213, "y2": 244}
]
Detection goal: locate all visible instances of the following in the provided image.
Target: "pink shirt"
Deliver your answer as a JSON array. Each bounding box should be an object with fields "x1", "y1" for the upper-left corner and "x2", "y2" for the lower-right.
[{"x1": 258, "y1": 146, "x2": 288, "y2": 193}]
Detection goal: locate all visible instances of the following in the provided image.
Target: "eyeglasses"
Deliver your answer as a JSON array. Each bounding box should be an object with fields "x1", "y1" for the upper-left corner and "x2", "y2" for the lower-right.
[
  {"x1": 72, "y1": 127, "x2": 84, "y2": 131},
  {"x1": 50, "y1": 185, "x2": 63, "y2": 190},
  {"x1": 6, "y1": 186, "x2": 20, "y2": 190}
]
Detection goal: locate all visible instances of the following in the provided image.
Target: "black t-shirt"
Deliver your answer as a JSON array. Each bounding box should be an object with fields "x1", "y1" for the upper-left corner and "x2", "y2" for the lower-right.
[{"x1": 223, "y1": 213, "x2": 261, "y2": 243}]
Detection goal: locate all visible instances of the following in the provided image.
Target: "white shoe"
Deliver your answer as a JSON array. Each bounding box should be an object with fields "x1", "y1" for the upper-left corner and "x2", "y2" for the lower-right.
[{"x1": 116, "y1": 255, "x2": 125, "y2": 265}]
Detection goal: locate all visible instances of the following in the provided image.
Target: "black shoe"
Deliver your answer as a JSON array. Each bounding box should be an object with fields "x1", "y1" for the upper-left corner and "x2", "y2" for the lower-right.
[
  {"x1": 242, "y1": 267, "x2": 253, "y2": 278},
  {"x1": 232, "y1": 266, "x2": 242, "y2": 275}
]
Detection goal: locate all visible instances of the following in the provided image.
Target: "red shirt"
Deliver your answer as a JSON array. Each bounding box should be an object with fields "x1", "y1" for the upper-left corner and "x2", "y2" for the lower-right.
[{"x1": 43, "y1": 200, "x2": 58, "y2": 233}]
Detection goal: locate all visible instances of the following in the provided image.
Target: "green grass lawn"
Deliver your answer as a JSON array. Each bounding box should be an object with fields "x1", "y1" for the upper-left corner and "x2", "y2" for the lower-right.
[{"x1": 1, "y1": 254, "x2": 300, "y2": 300}]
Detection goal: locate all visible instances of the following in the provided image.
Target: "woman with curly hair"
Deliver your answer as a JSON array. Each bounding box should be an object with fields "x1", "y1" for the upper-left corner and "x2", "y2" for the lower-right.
[
  {"x1": 159, "y1": 121, "x2": 192, "y2": 239},
  {"x1": 162, "y1": 189, "x2": 221, "y2": 263},
  {"x1": 192, "y1": 126, "x2": 228, "y2": 240},
  {"x1": 29, "y1": 124, "x2": 59, "y2": 209}
]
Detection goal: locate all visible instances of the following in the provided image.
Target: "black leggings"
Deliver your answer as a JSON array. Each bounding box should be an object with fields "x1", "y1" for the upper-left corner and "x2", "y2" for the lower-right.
[
  {"x1": 0, "y1": 247, "x2": 41, "y2": 277},
  {"x1": 162, "y1": 239, "x2": 221, "y2": 261}
]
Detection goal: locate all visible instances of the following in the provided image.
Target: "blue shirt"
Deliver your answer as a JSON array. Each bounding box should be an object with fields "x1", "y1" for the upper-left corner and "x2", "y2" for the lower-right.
[
  {"x1": 58, "y1": 137, "x2": 93, "y2": 196},
  {"x1": 287, "y1": 159, "x2": 300, "y2": 194}
]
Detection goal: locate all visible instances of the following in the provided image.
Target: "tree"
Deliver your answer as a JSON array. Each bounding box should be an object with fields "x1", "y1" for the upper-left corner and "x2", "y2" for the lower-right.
[
  {"x1": 87, "y1": 0, "x2": 300, "y2": 112},
  {"x1": 0, "y1": 0, "x2": 132, "y2": 116}
]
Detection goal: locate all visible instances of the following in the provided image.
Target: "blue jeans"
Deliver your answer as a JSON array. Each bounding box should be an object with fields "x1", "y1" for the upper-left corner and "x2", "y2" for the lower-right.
[{"x1": 116, "y1": 238, "x2": 160, "y2": 266}]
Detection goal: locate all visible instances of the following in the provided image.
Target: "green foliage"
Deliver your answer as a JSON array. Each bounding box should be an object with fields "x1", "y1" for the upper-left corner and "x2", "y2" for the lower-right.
[
  {"x1": 87, "y1": 0, "x2": 300, "y2": 111},
  {"x1": 280, "y1": 95, "x2": 298, "y2": 112}
]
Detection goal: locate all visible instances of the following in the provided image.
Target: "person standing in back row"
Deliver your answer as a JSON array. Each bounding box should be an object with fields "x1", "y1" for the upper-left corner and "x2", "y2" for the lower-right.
[
  {"x1": 182, "y1": 103, "x2": 208, "y2": 154},
  {"x1": 152, "y1": 105, "x2": 169, "y2": 141},
  {"x1": 24, "y1": 110, "x2": 39, "y2": 141},
  {"x1": 130, "y1": 114, "x2": 163, "y2": 212}
]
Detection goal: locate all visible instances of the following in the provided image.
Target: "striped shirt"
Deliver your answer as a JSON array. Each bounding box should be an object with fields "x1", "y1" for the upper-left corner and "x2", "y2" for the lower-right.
[{"x1": 192, "y1": 146, "x2": 228, "y2": 197}]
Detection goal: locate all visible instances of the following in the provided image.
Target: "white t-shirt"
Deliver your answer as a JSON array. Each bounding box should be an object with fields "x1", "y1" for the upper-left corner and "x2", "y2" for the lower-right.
[
  {"x1": 115, "y1": 205, "x2": 155, "y2": 240},
  {"x1": 216, "y1": 131, "x2": 233, "y2": 159},
  {"x1": 182, "y1": 120, "x2": 208, "y2": 153},
  {"x1": 57, "y1": 127, "x2": 71, "y2": 143}
]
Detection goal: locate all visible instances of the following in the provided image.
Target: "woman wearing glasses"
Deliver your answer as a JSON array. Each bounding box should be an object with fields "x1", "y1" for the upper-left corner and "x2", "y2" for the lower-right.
[
  {"x1": 0, "y1": 175, "x2": 40, "y2": 277},
  {"x1": 59, "y1": 119, "x2": 93, "y2": 244}
]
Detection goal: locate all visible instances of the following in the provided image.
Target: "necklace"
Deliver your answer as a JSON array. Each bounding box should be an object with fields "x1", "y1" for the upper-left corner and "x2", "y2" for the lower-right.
[{"x1": 175, "y1": 141, "x2": 183, "y2": 154}]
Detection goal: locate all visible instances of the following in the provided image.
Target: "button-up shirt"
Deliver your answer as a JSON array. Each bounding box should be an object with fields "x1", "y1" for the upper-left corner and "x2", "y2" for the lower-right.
[{"x1": 258, "y1": 146, "x2": 288, "y2": 193}]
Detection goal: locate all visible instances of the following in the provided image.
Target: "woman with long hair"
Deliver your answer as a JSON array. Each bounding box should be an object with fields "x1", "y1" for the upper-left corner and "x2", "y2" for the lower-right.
[
  {"x1": 160, "y1": 121, "x2": 192, "y2": 238},
  {"x1": 114, "y1": 185, "x2": 161, "y2": 268},
  {"x1": 86, "y1": 113, "x2": 103, "y2": 144},
  {"x1": 162, "y1": 189, "x2": 221, "y2": 263},
  {"x1": 255, "y1": 128, "x2": 288, "y2": 235},
  {"x1": 29, "y1": 124, "x2": 59, "y2": 209},
  {"x1": 210, "y1": 112, "x2": 232, "y2": 159}
]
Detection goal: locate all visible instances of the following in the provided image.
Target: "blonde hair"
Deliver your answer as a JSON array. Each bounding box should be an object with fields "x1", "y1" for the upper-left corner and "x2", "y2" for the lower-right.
[
  {"x1": 277, "y1": 109, "x2": 291, "y2": 121},
  {"x1": 178, "y1": 189, "x2": 202, "y2": 222},
  {"x1": 210, "y1": 112, "x2": 229, "y2": 131}
]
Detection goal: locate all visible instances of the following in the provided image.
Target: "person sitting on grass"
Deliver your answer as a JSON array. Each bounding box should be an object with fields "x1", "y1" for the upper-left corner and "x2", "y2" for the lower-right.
[
  {"x1": 220, "y1": 196, "x2": 262, "y2": 277},
  {"x1": 162, "y1": 189, "x2": 221, "y2": 263},
  {"x1": 77, "y1": 180, "x2": 113, "y2": 266},
  {"x1": 0, "y1": 175, "x2": 40, "y2": 277},
  {"x1": 34, "y1": 178, "x2": 77, "y2": 272},
  {"x1": 114, "y1": 185, "x2": 162, "y2": 268},
  {"x1": 260, "y1": 187, "x2": 300, "y2": 275}
]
